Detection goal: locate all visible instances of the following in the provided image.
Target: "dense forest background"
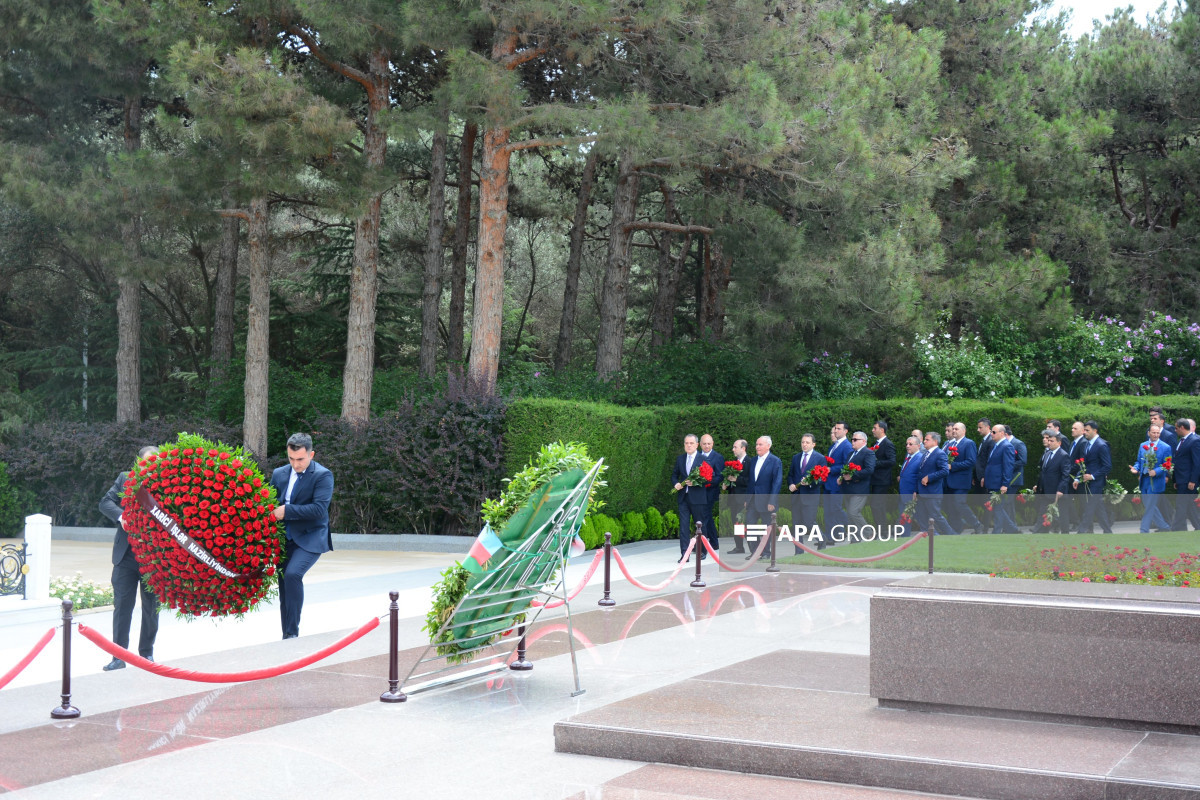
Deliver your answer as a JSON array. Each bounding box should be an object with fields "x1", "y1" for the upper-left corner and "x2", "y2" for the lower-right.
[{"x1": 0, "y1": 0, "x2": 1197, "y2": 457}]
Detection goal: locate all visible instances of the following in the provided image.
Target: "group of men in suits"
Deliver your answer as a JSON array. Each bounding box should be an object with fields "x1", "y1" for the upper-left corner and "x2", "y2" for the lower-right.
[{"x1": 671, "y1": 408, "x2": 1200, "y2": 555}]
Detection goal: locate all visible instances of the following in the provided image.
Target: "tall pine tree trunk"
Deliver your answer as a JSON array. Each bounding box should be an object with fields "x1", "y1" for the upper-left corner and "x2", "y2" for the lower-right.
[
  {"x1": 242, "y1": 196, "x2": 270, "y2": 458},
  {"x1": 553, "y1": 150, "x2": 597, "y2": 373},
  {"x1": 341, "y1": 47, "x2": 389, "y2": 423},
  {"x1": 419, "y1": 117, "x2": 449, "y2": 378},
  {"x1": 447, "y1": 122, "x2": 476, "y2": 366},
  {"x1": 115, "y1": 95, "x2": 142, "y2": 423},
  {"x1": 467, "y1": 122, "x2": 512, "y2": 392},
  {"x1": 595, "y1": 152, "x2": 640, "y2": 381},
  {"x1": 210, "y1": 187, "x2": 239, "y2": 396},
  {"x1": 651, "y1": 231, "x2": 688, "y2": 349}
]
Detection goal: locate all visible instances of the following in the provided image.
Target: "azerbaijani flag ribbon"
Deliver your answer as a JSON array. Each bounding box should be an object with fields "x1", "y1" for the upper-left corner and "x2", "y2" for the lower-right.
[{"x1": 463, "y1": 523, "x2": 504, "y2": 573}]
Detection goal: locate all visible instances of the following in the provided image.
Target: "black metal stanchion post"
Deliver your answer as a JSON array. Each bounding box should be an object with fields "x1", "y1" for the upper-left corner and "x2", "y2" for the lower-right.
[
  {"x1": 690, "y1": 522, "x2": 706, "y2": 588},
  {"x1": 598, "y1": 531, "x2": 615, "y2": 607},
  {"x1": 380, "y1": 591, "x2": 407, "y2": 702},
  {"x1": 510, "y1": 624, "x2": 533, "y2": 671},
  {"x1": 928, "y1": 522, "x2": 935, "y2": 575},
  {"x1": 766, "y1": 511, "x2": 780, "y2": 572},
  {"x1": 50, "y1": 599, "x2": 79, "y2": 720}
]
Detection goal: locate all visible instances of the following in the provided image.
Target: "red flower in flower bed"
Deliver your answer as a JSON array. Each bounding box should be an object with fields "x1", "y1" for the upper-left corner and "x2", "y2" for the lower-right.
[{"x1": 120, "y1": 433, "x2": 285, "y2": 617}]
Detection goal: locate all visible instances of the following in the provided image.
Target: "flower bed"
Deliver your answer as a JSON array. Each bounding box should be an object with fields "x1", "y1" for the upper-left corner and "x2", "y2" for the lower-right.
[
  {"x1": 992, "y1": 543, "x2": 1199, "y2": 587},
  {"x1": 50, "y1": 573, "x2": 114, "y2": 610}
]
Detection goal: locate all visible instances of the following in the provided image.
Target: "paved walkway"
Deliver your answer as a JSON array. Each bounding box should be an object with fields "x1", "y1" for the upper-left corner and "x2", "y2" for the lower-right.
[{"x1": 0, "y1": 537, "x2": 931, "y2": 799}]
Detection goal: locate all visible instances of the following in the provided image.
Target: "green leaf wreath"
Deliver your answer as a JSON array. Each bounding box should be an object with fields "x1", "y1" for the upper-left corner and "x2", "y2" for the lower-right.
[{"x1": 423, "y1": 442, "x2": 607, "y2": 664}]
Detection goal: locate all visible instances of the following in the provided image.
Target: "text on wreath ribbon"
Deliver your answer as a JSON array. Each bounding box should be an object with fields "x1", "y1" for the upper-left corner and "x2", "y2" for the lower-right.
[{"x1": 135, "y1": 487, "x2": 254, "y2": 580}]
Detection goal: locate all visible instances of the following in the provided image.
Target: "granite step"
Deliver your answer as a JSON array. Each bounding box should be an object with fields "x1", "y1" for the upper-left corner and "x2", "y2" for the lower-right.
[{"x1": 554, "y1": 650, "x2": 1200, "y2": 800}]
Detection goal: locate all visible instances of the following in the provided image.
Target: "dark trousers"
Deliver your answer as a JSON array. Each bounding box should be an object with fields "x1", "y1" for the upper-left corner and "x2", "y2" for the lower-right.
[
  {"x1": 280, "y1": 539, "x2": 323, "y2": 638},
  {"x1": 677, "y1": 496, "x2": 713, "y2": 555},
  {"x1": 917, "y1": 493, "x2": 956, "y2": 535},
  {"x1": 992, "y1": 493, "x2": 1018, "y2": 534},
  {"x1": 944, "y1": 488, "x2": 980, "y2": 532},
  {"x1": 868, "y1": 486, "x2": 892, "y2": 530},
  {"x1": 111, "y1": 551, "x2": 159, "y2": 658},
  {"x1": 822, "y1": 490, "x2": 846, "y2": 534},
  {"x1": 702, "y1": 493, "x2": 719, "y2": 546},
  {"x1": 1172, "y1": 488, "x2": 1200, "y2": 531},
  {"x1": 1077, "y1": 491, "x2": 1112, "y2": 534}
]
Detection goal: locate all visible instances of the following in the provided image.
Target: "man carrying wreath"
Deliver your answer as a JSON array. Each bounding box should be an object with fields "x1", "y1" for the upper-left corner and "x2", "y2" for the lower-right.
[{"x1": 271, "y1": 433, "x2": 334, "y2": 639}]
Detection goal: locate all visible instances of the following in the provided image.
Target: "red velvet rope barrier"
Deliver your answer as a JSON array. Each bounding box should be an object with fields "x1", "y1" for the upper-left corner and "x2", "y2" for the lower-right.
[
  {"x1": 699, "y1": 528, "x2": 772, "y2": 571},
  {"x1": 610, "y1": 536, "x2": 696, "y2": 592},
  {"x1": 77, "y1": 617, "x2": 380, "y2": 683},
  {"x1": 531, "y1": 549, "x2": 605, "y2": 608},
  {"x1": 792, "y1": 531, "x2": 928, "y2": 563},
  {"x1": 0, "y1": 627, "x2": 55, "y2": 691}
]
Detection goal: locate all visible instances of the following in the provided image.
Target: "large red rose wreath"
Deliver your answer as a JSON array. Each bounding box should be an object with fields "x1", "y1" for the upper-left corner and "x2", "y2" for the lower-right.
[{"x1": 120, "y1": 433, "x2": 285, "y2": 616}]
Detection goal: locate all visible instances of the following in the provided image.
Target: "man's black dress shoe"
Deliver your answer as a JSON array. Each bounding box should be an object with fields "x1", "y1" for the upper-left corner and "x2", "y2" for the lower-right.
[{"x1": 102, "y1": 658, "x2": 125, "y2": 671}]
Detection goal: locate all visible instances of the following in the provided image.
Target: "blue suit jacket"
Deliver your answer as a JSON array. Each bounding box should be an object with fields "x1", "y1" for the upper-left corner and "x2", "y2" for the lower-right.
[
  {"x1": 1173, "y1": 434, "x2": 1199, "y2": 489},
  {"x1": 974, "y1": 436, "x2": 994, "y2": 485},
  {"x1": 916, "y1": 447, "x2": 949, "y2": 495},
  {"x1": 672, "y1": 453, "x2": 712, "y2": 504},
  {"x1": 983, "y1": 439, "x2": 1014, "y2": 491},
  {"x1": 824, "y1": 439, "x2": 850, "y2": 494},
  {"x1": 1158, "y1": 427, "x2": 1180, "y2": 451},
  {"x1": 270, "y1": 461, "x2": 334, "y2": 554},
  {"x1": 747, "y1": 453, "x2": 783, "y2": 511},
  {"x1": 1036, "y1": 448, "x2": 1072, "y2": 495},
  {"x1": 840, "y1": 446, "x2": 875, "y2": 495},
  {"x1": 898, "y1": 452, "x2": 921, "y2": 497},
  {"x1": 1009, "y1": 438, "x2": 1028, "y2": 489},
  {"x1": 1136, "y1": 440, "x2": 1172, "y2": 494},
  {"x1": 945, "y1": 438, "x2": 976, "y2": 492},
  {"x1": 788, "y1": 450, "x2": 825, "y2": 494},
  {"x1": 1079, "y1": 436, "x2": 1111, "y2": 493}
]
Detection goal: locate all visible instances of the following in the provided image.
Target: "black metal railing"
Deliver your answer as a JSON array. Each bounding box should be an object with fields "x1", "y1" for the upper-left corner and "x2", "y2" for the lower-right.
[{"x1": 0, "y1": 541, "x2": 28, "y2": 598}]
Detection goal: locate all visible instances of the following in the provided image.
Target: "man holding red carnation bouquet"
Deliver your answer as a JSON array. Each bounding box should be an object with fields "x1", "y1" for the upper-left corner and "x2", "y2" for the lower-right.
[
  {"x1": 99, "y1": 445, "x2": 163, "y2": 671},
  {"x1": 672, "y1": 434, "x2": 714, "y2": 562},
  {"x1": 271, "y1": 433, "x2": 334, "y2": 639}
]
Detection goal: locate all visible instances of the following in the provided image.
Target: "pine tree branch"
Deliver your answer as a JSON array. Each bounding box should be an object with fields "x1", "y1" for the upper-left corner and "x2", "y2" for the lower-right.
[
  {"x1": 217, "y1": 209, "x2": 250, "y2": 222},
  {"x1": 501, "y1": 44, "x2": 549, "y2": 69},
  {"x1": 624, "y1": 221, "x2": 715, "y2": 234},
  {"x1": 0, "y1": 93, "x2": 48, "y2": 118},
  {"x1": 1110, "y1": 156, "x2": 1137, "y2": 225},
  {"x1": 287, "y1": 25, "x2": 371, "y2": 90},
  {"x1": 502, "y1": 135, "x2": 597, "y2": 153}
]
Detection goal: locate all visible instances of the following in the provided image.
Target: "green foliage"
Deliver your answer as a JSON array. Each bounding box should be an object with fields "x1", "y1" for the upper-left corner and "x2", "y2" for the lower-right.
[
  {"x1": 482, "y1": 441, "x2": 607, "y2": 530},
  {"x1": 664, "y1": 510, "x2": 680, "y2": 538},
  {"x1": 579, "y1": 516, "x2": 600, "y2": 550},
  {"x1": 619, "y1": 511, "x2": 646, "y2": 544},
  {"x1": 589, "y1": 513, "x2": 623, "y2": 546},
  {"x1": 0, "y1": 461, "x2": 32, "y2": 536},
  {"x1": 644, "y1": 507, "x2": 664, "y2": 540}
]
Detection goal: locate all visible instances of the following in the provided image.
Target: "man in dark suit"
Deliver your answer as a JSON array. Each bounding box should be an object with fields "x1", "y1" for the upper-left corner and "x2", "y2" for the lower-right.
[
  {"x1": 840, "y1": 431, "x2": 876, "y2": 535},
  {"x1": 672, "y1": 434, "x2": 711, "y2": 562},
  {"x1": 897, "y1": 435, "x2": 922, "y2": 536},
  {"x1": 271, "y1": 432, "x2": 335, "y2": 639},
  {"x1": 1062, "y1": 420, "x2": 1088, "y2": 533},
  {"x1": 1171, "y1": 419, "x2": 1200, "y2": 531},
  {"x1": 973, "y1": 418, "x2": 994, "y2": 530},
  {"x1": 698, "y1": 434, "x2": 724, "y2": 553},
  {"x1": 724, "y1": 439, "x2": 752, "y2": 554},
  {"x1": 1151, "y1": 409, "x2": 1179, "y2": 450},
  {"x1": 1032, "y1": 431, "x2": 1071, "y2": 533},
  {"x1": 868, "y1": 421, "x2": 896, "y2": 532},
  {"x1": 787, "y1": 433, "x2": 824, "y2": 551},
  {"x1": 823, "y1": 422, "x2": 851, "y2": 535},
  {"x1": 983, "y1": 425, "x2": 1018, "y2": 534},
  {"x1": 944, "y1": 422, "x2": 980, "y2": 534},
  {"x1": 747, "y1": 435, "x2": 783, "y2": 532},
  {"x1": 916, "y1": 432, "x2": 956, "y2": 535},
  {"x1": 1074, "y1": 420, "x2": 1112, "y2": 534},
  {"x1": 98, "y1": 445, "x2": 162, "y2": 671}
]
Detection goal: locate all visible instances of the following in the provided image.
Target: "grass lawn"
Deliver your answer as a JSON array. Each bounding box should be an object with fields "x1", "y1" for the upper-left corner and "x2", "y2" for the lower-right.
[{"x1": 776, "y1": 531, "x2": 1200, "y2": 574}]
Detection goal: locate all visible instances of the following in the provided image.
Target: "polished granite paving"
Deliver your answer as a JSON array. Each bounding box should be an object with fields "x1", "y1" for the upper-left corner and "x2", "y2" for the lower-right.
[
  {"x1": 0, "y1": 544, "x2": 906, "y2": 799},
  {"x1": 556, "y1": 649, "x2": 1200, "y2": 800}
]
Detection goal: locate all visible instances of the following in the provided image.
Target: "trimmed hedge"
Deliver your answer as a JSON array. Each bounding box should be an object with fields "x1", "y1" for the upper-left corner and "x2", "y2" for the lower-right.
[{"x1": 506, "y1": 395, "x2": 1200, "y2": 517}]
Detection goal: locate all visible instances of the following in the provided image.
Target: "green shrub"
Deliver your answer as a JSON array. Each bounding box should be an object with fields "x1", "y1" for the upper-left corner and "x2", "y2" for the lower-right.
[
  {"x1": 579, "y1": 516, "x2": 601, "y2": 550},
  {"x1": 664, "y1": 510, "x2": 680, "y2": 539},
  {"x1": 0, "y1": 461, "x2": 32, "y2": 537},
  {"x1": 620, "y1": 511, "x2": 647, "y2": 543},
  {"x1": 644, "y1": 507, "x2": 664, "y2": 540},
  {"x1": 775, "y1": 507, "x2": 792, "y2": 527},
  {"x1": 590, "y1": 513, "x2": 624, "y2": 546}
]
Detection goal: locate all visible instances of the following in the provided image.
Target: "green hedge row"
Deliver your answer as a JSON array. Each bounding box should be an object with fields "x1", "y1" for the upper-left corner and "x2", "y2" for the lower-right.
[{"x1": 507, "y1": 396, "x2": 1200, "y2": 517}]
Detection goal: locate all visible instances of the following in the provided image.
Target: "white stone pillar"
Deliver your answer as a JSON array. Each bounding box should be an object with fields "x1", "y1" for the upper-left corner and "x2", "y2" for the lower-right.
[{"x1": 23, "y1": 513, "x2": 51, "y2": 602}]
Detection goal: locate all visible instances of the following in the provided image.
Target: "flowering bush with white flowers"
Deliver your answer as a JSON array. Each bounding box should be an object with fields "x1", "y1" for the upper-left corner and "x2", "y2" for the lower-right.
[
  {"x1": 50, "y1": 573, "x2": 115, "y2": 610},
  {"x1": 910, "y1": 330, "x2": 1031, "y2": 399}
]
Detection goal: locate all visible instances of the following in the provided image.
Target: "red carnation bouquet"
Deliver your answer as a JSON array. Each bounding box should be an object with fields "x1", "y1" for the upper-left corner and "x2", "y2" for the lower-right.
[
  {"x1": 1072, "y1": 457, "x2": 1091, "y2": 493},
  {"x1": 839, "y1": 461, "x2": 862, "y2": 480},
  {"x1": 721, "y1": 459, "x2": 743, "y2": 491},
  {"x1": 946, "y1": 445, "x2": 959, "y2": 465},
  {"x1": 120, "y1": 432, "x2": 285, "y2": 617},
  {"x1": 800, "y1": 463, "x2": 830, "y2": 487},
  {"x1": 673, "y1": 459, "x2": 715, "y2": 492}
]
